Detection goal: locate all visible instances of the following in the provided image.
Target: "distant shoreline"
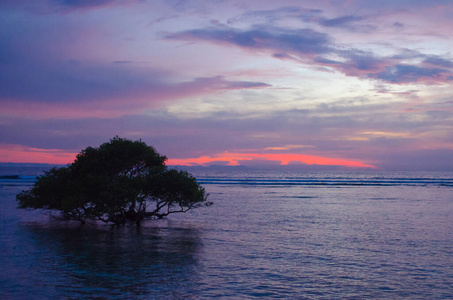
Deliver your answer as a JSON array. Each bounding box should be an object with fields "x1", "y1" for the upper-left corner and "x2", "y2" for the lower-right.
[
  {"x1": 0, "y1": 162, "x2": 67, "y2": 168},
  {"x1": 1, "y1": 162, "x2": 452, "y2": 172}
]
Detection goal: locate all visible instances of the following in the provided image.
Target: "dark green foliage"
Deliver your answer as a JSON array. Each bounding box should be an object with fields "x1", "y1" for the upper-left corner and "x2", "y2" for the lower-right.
[{"x1": 17, "y1": 137, "x2": 211, "y2": 224}]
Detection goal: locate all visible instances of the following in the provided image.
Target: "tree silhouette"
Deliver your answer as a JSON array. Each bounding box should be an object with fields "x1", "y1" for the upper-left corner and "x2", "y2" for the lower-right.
[{"x1": 17, "y1": 137, "x2": 210, "y2": 224}]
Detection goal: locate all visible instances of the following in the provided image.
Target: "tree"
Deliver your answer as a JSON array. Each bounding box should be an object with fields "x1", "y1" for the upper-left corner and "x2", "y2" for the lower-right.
[{"x1": 17, "y1": 137, "x2": 211, "y2": 224}]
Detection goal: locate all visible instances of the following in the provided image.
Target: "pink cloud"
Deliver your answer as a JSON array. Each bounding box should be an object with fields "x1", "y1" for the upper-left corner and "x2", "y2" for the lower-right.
[
  {"x1": 167, "y1": 23, "x2": 453, "y2": 85},
  {"x1": 0, "y1": 75, "x2": 270, "y2": 119},
  {"x1": 0, "y1": 144, "x2": 77, "y2": 164},
  {"x1": 0, "y1": 144, "x2": 375, "y2": 169},
  {"x1": 167, "y1": 152, "x2": 376, "y2": 168}
]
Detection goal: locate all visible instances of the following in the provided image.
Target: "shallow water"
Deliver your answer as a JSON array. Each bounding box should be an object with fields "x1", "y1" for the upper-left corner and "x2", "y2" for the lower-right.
[{"x1": 1, "y1": 167, "x2": 453, "y2": 299}]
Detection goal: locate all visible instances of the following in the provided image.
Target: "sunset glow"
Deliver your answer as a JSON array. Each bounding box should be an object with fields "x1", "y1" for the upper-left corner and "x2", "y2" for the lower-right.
[
  {"x1": 167, "y1": 153, "x2": 375, "y2": 168},
  {"x1": 0, "y1": 145, "x2": 77, "y2": 165},
  {"x1": 1, "y1": 0, "x2": 452, "y2": 170}
]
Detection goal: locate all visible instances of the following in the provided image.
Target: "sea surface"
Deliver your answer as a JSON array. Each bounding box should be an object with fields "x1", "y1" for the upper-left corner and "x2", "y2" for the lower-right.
[{"x1": 1, "y1": 165, "x2": 452, "y2": 299}]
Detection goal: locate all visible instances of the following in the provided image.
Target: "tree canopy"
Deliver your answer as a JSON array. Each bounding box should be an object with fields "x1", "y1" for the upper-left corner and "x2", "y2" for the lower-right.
[{"x1": 17, "y1": 137, "x2": 210, "y2": 224}]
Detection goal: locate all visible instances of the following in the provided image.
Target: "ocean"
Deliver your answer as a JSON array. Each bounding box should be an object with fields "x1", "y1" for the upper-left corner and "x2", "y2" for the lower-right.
[{"x1": 1, "y1": 165, "x2": 452, "y2": 299}]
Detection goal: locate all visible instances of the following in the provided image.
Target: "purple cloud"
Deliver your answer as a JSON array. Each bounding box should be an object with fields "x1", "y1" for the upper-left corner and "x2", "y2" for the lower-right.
[
  {"x1": 1, "y1": 96, "x2": 450, "y2": 170},
  {"x1": 423, "y1": 56, "x2": 453, "y2": 68},
  {"x1": 392, "y1": 22, "x2": 404, "y2": 29},
  {"x1": 345, "y1": 0, "x2": 453, "y2": 11},
  {"x1": 0, "y1": 61, "x2": 270, "y2": 117},
  {"x1": 373, "y1": 65, "x2": 453, "y2": 84},
  {"x1": 318, "y1": 15, "x2": 363, "y2": 27},
  {"x1": 376, "y1": 149, "x2": 453, "y2": 171},
  {"x1": 54, "y1": 0, "x2": 115, "y2": 8},
  {"x1": 1, "y1": 102, "x2": 448, "y2": 170},
  {"x1": 227, "y1": 6, "x2": 322, "y2": 25},
  {"x1": 315, "y1": 14, "x2": 376, "y2": 32},
  {"x1": 340, "y1": 50, "x2": 388, "y2": 72},
  {"x1": 167, "y1": 22, "x2": 453, "y2": 85},
  {"x1": 1, "y1": 1, "x2": 452, "y2": 170},
  {"x1": 226, "y1": 7, "x2": 371, "y2": 32},
  {"x1": 0, "y1": 0, "x2": 138, "y2": 13},
  {"x1": 167, "y1": 25, "x2": 331, "y2": 55}
]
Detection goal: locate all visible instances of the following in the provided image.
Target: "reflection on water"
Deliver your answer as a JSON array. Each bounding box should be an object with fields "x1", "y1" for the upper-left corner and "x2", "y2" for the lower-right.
[
  {"x1": 18, "y1": 222, "x2": 203, "y2": 298},
  {"x1": 1, "y1": 169, "x2": 453, "y2": 299}
]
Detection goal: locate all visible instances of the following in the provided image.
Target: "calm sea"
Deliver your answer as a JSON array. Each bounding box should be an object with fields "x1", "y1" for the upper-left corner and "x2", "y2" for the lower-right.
[{"x1": 1, "y1": 166, "x2": 452, "y2": 299}]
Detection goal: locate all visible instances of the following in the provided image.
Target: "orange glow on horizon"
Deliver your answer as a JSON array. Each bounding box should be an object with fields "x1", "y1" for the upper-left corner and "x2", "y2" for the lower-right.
[
  {"x1": 1, "y1": 145, "x2": 375, "y2": 169},
  {"x1": 167, "y1": 152, "x2": 376, "y2": 168},
  {"x1": 0, "y1": 144, "x2": 77, "y2": 165}
]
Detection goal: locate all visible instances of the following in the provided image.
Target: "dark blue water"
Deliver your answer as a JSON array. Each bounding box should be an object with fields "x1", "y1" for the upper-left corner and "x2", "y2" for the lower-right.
[{"x1": 1, "y1": 166, "x2": 453, "y2": 299}]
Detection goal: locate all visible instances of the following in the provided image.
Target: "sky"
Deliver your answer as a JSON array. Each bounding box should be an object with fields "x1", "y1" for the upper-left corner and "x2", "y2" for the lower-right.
[{"x1": 0, "y1": 0, "x2": 452, "y2": 170}]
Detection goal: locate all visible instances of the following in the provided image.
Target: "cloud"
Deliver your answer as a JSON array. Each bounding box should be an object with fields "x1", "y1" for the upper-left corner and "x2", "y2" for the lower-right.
[
  {"x1": 54, "y1": 0, "x2": 115, "y2": 8},
  {"x1": 53, "y1": 0, "x2": 145, "y2": 12},
  {"x1": 185, "y1": 76, "x2": 270, "y2": 91},
  {"x1": 376, "y1": 149, "x2": 453, "y2": 171},
  {"x1": 0, "y1": 0, "x2": 139, "y2": 13},
  {"x1": 227, "y1": 7, "x2": 372, "y2": 32},
  {"x1": 1, "y1": 97, "x2": 450, "y2": 170},
  {"x1": 373, "y1": 65, "x2": 453, "y2": 84},
  {"x1": 344, "y1": 0, "x2": 453, "y2": 11},
  {"x1": 0, "y1": 60, "x2": 166, "y2": 103},
  {"x1": 0, "y1": 144, "x2": 77, "y2": 164},
  {"x1": 316, "y1": 50, "x2": 453, "y2": 84},
  {"x1": 167, "y1": 25, "x2": 331, "y2": 55},
  {"x1": 331, "y1": 50, "x2": 389, "y2": 75},
  {"x1": 319, "y1": 15, "x2": 364, "y2": 27},
  {"x1": 0, "y1": 73, "x2": 270, "y2": 118},
  {"x1": 423, "y1": 56, "x2": 453, "y2": 68},
  {"x1": 392, "y1": 22, "x2": 404, "y2": 29},
  {"x1": 314, "y1": 14, "x2": 377, "y2": 32},
  {"x1": 0, "y1": 6, "x2": 270, "y2": 119},
  {"x1": 227, "y1": 6, "x2": 322, "y2": 25},
  {"x1": 0, "y1": 101, "x2": 398, "y2": 155},
  {"x1": 1, "y1": 1, "x2": 452, "y2": 170},
  {"x1": 166, "y1": 152, "x2": 376, "y2": 168},
  {"x1": 167, "y1": 18, "x2": 453, "y2": 85},
  {"x1": 1, "y1": 142, "x2": 376, "y2": 168}
]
